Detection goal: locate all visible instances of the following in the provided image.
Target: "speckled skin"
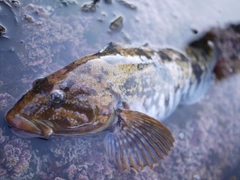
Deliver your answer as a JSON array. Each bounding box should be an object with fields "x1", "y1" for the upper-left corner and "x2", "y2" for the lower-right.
[{"x1": 6, "y1": 42, "x2": 215, "y2": 138}]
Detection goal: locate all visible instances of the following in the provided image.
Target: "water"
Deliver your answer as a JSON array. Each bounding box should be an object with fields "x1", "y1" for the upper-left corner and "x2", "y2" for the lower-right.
[{"x1": 0, "y1": 0, "x2": 240, "y2": 179}]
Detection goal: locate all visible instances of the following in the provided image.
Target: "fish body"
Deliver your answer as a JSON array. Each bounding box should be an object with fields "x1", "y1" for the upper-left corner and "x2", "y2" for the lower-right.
[{"x1": 6, "y1": 42, "x2": 216, "y2": 171}]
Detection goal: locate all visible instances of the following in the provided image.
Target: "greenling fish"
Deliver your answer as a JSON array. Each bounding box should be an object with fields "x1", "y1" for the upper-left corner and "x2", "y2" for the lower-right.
[{"x1": 6, "y1": 41, "x2": 216, "y2": 171}]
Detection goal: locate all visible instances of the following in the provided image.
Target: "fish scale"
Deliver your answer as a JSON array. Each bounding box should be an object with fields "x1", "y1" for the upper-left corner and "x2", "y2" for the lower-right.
[
  {"x1": 6, "y1": 41, "x2": 216, "y2": 172},
  {"x1": 98, "y1": 45, "x2": 213, "y2": 120}
]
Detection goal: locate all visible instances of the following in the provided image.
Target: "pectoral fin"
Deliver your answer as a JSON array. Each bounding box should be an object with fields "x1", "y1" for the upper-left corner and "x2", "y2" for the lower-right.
[{"x1": 104, "y1": 109, "x2": 175, "y2": 172}]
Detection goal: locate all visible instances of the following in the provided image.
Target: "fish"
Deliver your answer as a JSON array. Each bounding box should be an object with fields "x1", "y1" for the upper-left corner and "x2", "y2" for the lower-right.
[{"x1": 5, "y1": 40, "x2": 217, "y2": 172}]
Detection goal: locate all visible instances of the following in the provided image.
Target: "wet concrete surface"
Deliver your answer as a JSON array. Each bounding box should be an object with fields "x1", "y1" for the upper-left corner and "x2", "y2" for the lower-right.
[{"x1": 0, "y1": 0, "x2": 240, "y2": 179}]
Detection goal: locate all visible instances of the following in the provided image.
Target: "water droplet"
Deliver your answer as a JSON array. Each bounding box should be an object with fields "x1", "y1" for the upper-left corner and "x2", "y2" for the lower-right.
[
  {"x1": 178, "y1": 132, "x2": 184, "y2": 140},
  {"x1": 24, "y1": 14, "x2": 35, "y2": 23},
  {"x1": 97, "y1": 12, "x2": 106, "y2": 22},
  {"x1": 117, "y1": 0, "x2": 137, "y2": 10},
  {"x1": 171, "y1": 12, "x2": 178, "y2": 19},
  {"x1": 0, "y1": 24, "x2": 6, "y2": 36},
  {"x1": 121, "y1": 31, "x2": 131, "y2": 42},
  {"x1": 82, "y1": 4, "x2": 96, "y2": 11},
  {"x1": 193, "y1": 174, "x2": 200, "y2": 180},
  {"x1": 61, "y1": 0, "x2": 69, "y2": 6},
  {"x1": 81, "y1": 1, "x2": 98, "y2": 12},
  {"x1": 191, "y1": 29, "x2": 198, "y2": 34},
  {"x1": 60, "y1": 0, "x2": 77, "y2": 6},
  {"x1": 137, "y1": 64, "x2": 144, "y2": 70},
  {"x1": 104, "y1": 0, "x2": 112, "y2": 3},
  {"x1": 12, "y1": 0, "x2": 20, "y2": 7},
  {"x1": 110, "y1": 16, "x2": 123, "y2": 32}
]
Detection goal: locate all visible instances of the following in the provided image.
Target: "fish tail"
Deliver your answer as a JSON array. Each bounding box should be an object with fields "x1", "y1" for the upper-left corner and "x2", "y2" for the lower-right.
[
  {"x1": 186, "y1": 31, "x2": 218, "y2": 71},
  {"x1": 181, "y1": 33, "x2": 218, "y2": 105}
]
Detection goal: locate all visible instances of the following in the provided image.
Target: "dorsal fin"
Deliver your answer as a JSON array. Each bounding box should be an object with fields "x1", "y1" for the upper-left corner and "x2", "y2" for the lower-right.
[{"x1": 99, "y1": 42, "x2": 121, "y2": 54}]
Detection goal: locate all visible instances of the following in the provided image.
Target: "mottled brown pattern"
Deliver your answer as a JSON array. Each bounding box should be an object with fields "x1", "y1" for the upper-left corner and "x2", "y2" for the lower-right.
[
  {"x1": 5, "y1": 42, "x2": 216, "y2": 171},
  {"x1": 6, "y1": 41, "x2": 216, "y2": 136}
]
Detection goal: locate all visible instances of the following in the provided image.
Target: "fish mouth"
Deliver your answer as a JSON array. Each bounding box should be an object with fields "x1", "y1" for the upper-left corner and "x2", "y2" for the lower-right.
[{"x1": 5, "y1": 110, "x2": 53, "y2": 139}]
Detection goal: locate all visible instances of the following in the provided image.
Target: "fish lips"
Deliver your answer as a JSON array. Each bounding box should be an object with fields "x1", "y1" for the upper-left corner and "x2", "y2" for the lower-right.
[{"x1": 5, "y1": 111, "x2": 53, "y2": 139}]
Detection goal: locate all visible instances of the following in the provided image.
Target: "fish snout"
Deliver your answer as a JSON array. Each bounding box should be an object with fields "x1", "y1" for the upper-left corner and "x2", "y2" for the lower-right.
[{"x1": 5, "y1": 111, "x2": 53, "y2": 139}]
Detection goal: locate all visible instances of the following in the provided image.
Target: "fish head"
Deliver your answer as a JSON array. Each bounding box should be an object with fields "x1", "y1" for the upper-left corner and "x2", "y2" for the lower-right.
[{"x1": 6, "y1": 70, "x2": 116, "y2": 139}]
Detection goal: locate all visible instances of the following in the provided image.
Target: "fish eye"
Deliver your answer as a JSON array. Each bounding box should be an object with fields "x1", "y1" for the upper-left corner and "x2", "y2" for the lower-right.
[
  {"x1": 32, "y1": 78, "x2": 44, "y2": 88},
  {"x1": 48, "y1": 90, "x2": 66, "y2": 107}
]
